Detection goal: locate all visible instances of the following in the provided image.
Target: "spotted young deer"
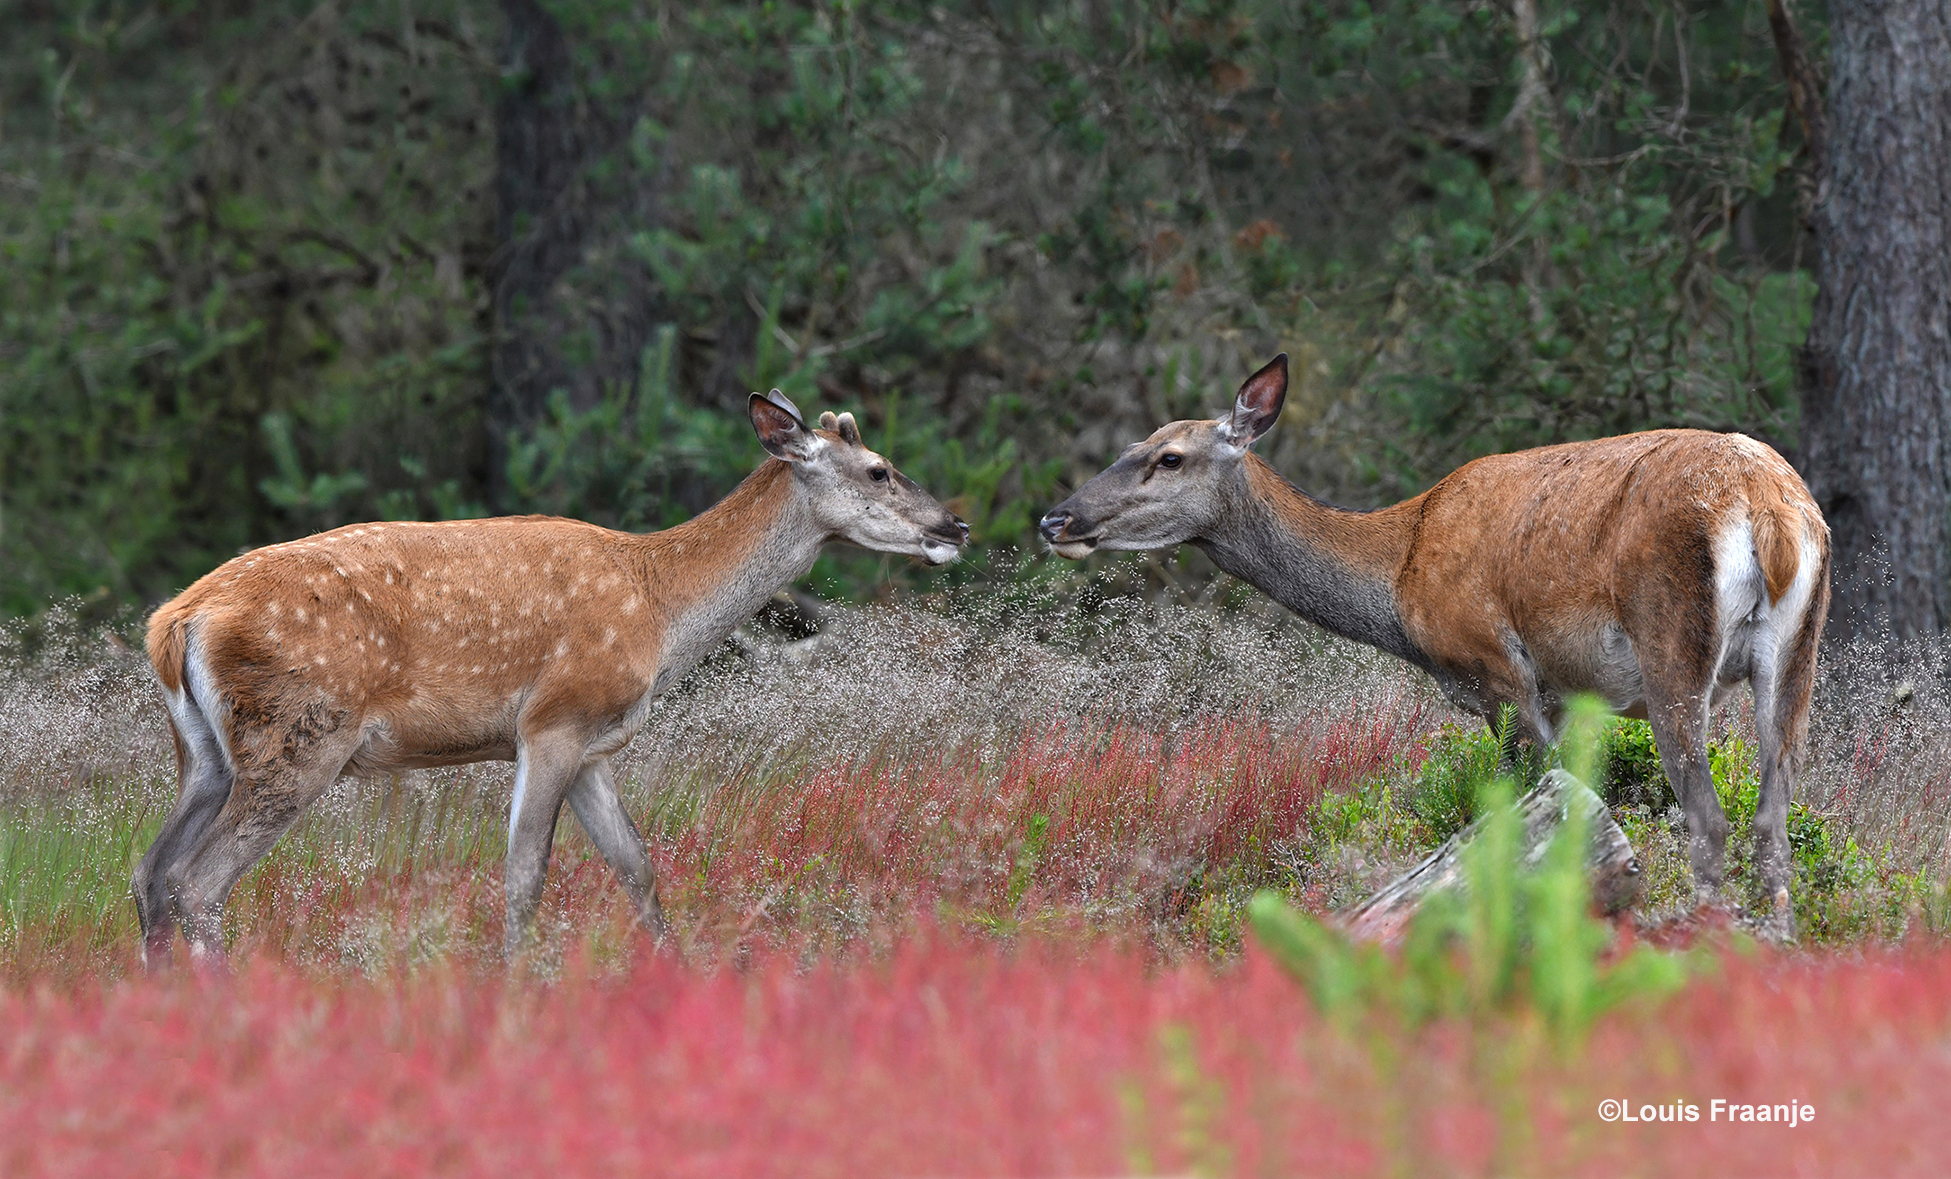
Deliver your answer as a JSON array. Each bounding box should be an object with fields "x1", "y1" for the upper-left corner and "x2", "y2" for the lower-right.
[
  {"x1": 1041, "y1": 355, "x2": 1830, "y2": 934},
  {"x1": 137, "y1": 391, "x2": 967, "y2": 966}
]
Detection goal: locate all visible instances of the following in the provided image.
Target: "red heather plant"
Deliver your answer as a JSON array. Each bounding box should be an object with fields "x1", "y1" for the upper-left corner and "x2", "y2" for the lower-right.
[
  {"x1": 6, "y1": 937, "x2": 1951, "y2": 1176},
  {"x1": 661, "y1": 700, "x2": 1427, "y2": 936},
  {"x1": 1, "y1": 694, "x2": 1434, "y2": 979}
]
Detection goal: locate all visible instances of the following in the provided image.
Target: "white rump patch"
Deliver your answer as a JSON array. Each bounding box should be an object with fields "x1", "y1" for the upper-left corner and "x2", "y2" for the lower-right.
[
  {"x1": 175, "y1": 631, "x2": 237, "y2": 780},
  {"x1": 1709, "y1": 521, "x2": 1768, "y2": 694},
  {"x1": 1712, "y1": 513, "x2": 1818, "y2": 717}
]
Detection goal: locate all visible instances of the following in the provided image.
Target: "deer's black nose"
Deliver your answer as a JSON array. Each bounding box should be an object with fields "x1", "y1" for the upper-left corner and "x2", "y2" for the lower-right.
[
  {"x1": 929, "y1": 514, "x2": 969, "y2": 545},
  {"x1": 1039, "y1": 510, "x2": 1071, "y2": 542}
]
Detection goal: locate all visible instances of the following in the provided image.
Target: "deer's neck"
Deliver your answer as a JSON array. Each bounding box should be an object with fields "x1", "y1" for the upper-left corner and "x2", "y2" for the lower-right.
[
  {"x1": 630, "y1": 461, "x2": 824, "y2": 691},
  {"x1": 1193, "y1": 456, "x2": 1431, "y2": 670}
]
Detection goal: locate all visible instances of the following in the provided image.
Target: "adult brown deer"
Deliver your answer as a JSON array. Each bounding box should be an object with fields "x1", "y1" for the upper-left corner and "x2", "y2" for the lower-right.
[
  {"x1": 137, "y1": 391, "x2": 967, "y2": 966},
  {"x1": 1041, "y1": 355, "x2": 1829, "y2": 936}
]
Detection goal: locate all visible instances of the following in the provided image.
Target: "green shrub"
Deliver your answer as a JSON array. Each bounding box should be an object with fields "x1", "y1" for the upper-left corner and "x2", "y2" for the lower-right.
[
  {"x1": 1253, "y1": 698, "x2": 1688, "y2": 1046},
  {"x1": 1598, "y1": 718, "x2": 1669, "y2": 810},
  {"x1": 1252, "y1": 778, "x2": 1686, "y2": 1045},
  {"x1": 1405, "y1": 722, "x2": 1502, "y2": 843},
  {"x1": 1404, "y1": 708, "x2": 1551, "y2": 843},
  {"x1": 1613, "y1": 725, "x2": 1904, "y2": 939}
]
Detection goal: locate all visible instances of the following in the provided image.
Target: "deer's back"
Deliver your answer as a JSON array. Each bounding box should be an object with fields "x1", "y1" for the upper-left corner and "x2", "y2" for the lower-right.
[
  {"x1": 1393, "y1": 429, "x2": 1824, "y2": 691},
  {"x1": 147, "y1": 517, "x2": 668, "y2": 767}
]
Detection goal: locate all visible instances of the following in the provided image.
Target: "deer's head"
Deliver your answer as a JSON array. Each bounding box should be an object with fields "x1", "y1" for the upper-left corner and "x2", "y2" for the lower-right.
[
  {"x1": 749, "y1": 391, "x2": 969, "y2": 565},
  {"x1": 1039, "y1": 354, "x2": 1288, "y2": 558}
]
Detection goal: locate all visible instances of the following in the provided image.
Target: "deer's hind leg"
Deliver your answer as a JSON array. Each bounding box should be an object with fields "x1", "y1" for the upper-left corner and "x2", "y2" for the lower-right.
[
  {"x1": 1625, "y1": 592, "x2": 1730, "y2": 908},
  {"x1": 134, "y1": 694, "x2": 235, "y2": 968},
  {"x1": 165, "y1": 705, "x2": 363, "y2": 967},
  {"x1": 1750, "y1": 548, "x2": 1830, "y2": 939},
  {"x1": 566, "y1": 758, "x2": 667, "y2": 940}
]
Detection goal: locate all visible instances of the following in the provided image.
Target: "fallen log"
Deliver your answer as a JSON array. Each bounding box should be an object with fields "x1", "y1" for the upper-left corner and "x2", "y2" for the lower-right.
[{"x1": 1340, "y1": 769, "x2": 1643, "y2": 944}]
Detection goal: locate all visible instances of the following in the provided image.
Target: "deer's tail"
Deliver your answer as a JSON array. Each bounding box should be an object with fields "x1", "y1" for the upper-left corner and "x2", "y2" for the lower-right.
[
  {"x1": 146, "y1": 597, "x2": 196, "y2": 695},
  {"x1": 1750, "y1": 497, "x2": 1805, "y2": 607}
]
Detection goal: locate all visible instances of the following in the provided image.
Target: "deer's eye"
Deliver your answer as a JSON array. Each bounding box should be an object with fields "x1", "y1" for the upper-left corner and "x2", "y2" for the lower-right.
[
  {"x1": 870, "y1": 467, "x2": 890, "y2": 482},
  {"x1": 1158, "y1": 453, "x2": 1183, "y2": 470}
]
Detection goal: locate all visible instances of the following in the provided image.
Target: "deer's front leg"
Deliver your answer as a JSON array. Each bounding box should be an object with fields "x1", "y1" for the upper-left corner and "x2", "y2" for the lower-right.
[
  {"x1": 567, "y1": 758, "x2": 668, "y2": 941},
  {"x1": 504, "y1": 731, "x2": 588, "y2": 958}
]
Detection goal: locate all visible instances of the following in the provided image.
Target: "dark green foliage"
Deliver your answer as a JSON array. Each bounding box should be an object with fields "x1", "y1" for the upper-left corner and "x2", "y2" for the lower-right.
[
  {"x1": 1268, "y1": 0, "x2": 1812, "y2": 497},
  {"x1": 3, "y1": 0, "x2": 1821, "y2": 612},
  {"x1": 1405, "y1": 708, "x2": 1550, "y2": 843},
  {"x1": 1787, "y1": 801, "x2": 1852, "y2": 896},
  {"x1": 501, "y1": 328, "x2": 752, "y2": 530},
  {"x1": 2, "y1": 1, "x2": 494, "y2": 612},
  {"x1": 1406, "y1": 720, "x2": 1504, "y2": 843},
  {"x1": 1598, "y1": 718, "x2": 1670, "y2": 811}
]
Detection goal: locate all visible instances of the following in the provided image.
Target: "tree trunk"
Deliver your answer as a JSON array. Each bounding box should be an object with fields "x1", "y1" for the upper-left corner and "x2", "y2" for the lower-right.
[
  {"x1": 490, "y1": 0, "x2": 667, "y2": 507},
  {"x1": 1796, "y1": 0, "x2": 1951, "y2": 644},
  {"x1": 1507, "y1": 0, "x2": 1557, "y2": 311}
]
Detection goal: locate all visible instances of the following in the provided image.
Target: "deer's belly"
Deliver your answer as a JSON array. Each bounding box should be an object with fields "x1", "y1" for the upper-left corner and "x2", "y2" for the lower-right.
[
  {"x1": 1531, "y1": 622, "x2": 1647, "y2": 713},
  {"x1": 343, "y1": 742, "x2": 518, "y2": 776},
  {"x1": 341, "y1": 702, "x2": 521, "y2": 776}
]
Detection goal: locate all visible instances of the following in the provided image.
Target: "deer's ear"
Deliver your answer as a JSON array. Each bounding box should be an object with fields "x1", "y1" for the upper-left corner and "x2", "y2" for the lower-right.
[
  {"x1": 750, "y1": 391, "x2": 825, "y2": 462},
  {"x1": 1219, "y1": 354, "x2": 1288, "y2": 448}
]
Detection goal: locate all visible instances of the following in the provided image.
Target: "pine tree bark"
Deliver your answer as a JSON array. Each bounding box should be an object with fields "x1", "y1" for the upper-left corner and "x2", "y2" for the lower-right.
[
  {"x1": 490, "y1": 0, "x2": 667, "y2": 505},
  {"x1": 1796, "y1": 0, "x2": 1951, "y2": 644}
]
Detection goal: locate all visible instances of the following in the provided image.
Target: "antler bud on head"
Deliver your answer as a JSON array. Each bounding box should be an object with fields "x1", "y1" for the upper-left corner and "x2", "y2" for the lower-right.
[
  {"x1": 818, "y1": 411, "x2": 839, "y2": 430},
  {"x1": 835, "y1": 412, "x2": 862, "y2": 445}
]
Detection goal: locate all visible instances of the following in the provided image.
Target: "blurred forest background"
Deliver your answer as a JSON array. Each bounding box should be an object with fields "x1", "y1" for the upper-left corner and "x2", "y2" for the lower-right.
[{"x1": 1, "y1": 0, "x2": 1830, "y2": 617}]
